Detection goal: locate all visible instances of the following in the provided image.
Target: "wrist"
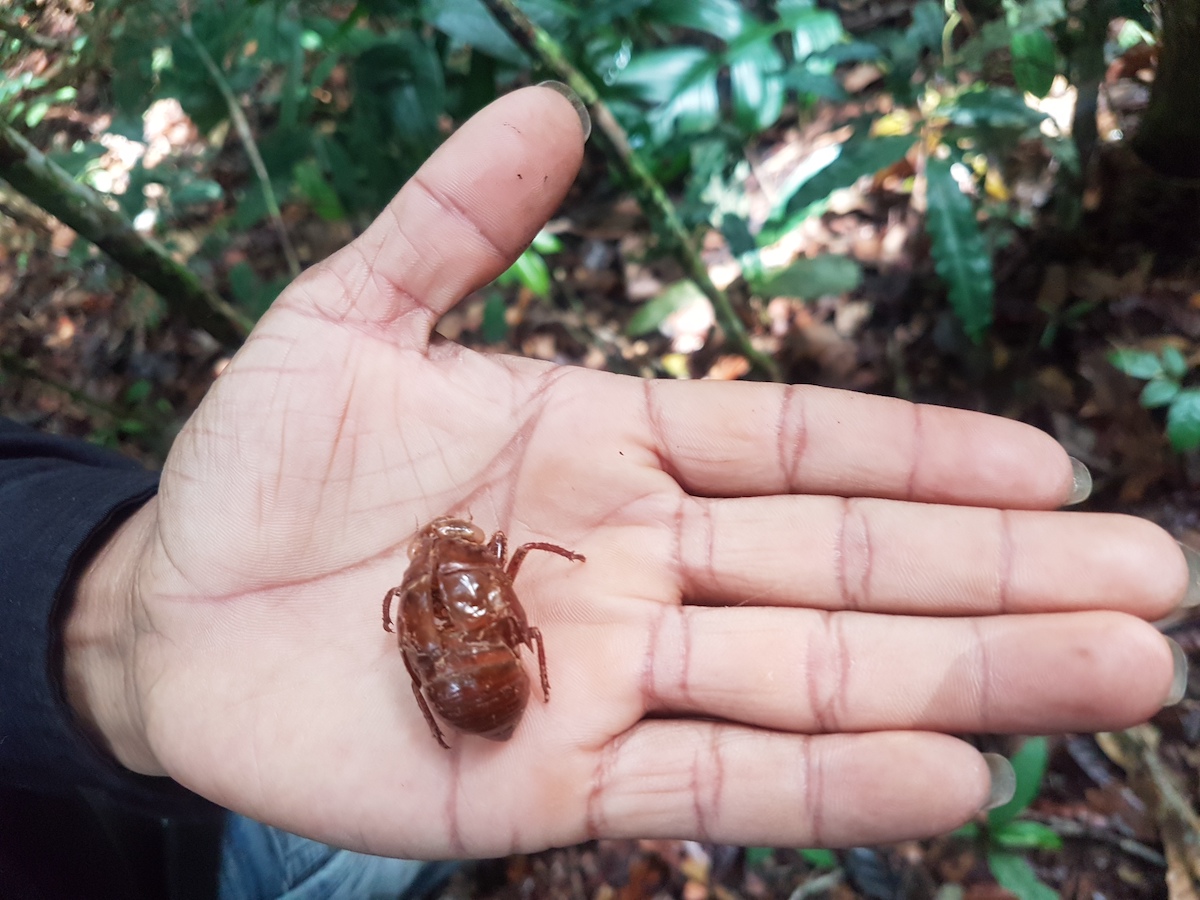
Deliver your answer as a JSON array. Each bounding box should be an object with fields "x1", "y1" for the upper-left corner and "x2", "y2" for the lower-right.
[{"x1": 62, "y1": 496, "x2": 164, "y2": 776}]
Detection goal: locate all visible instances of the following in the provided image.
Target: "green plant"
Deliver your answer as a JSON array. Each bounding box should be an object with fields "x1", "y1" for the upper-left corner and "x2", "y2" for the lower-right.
[
  {"x1": 746, "y1": 0, "x2": 1074, "y2": 343},
  {"x1": 597, "y1": 0, "x2": 845, "y2": 146},
  {"x1": 954, "y1": 738, "x2": 1062, "y2": 900},
  {"x1": 497, "y1": 229, "x2": 563, "y2": 299},
  {"x1": 1111, "y1": 346, "x2": 1200, "y2": 451},
  {"x1": 745, "y1": 845, "x2": 838, "y2": 872}
]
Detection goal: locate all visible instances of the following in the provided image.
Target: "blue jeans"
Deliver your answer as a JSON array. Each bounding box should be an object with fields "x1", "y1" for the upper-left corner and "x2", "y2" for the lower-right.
[{"x1": 218, "y1": 814, "x2": 458, "y2": 900}]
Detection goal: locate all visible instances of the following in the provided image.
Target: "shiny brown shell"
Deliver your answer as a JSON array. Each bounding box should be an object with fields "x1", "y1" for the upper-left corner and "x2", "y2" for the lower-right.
[{"x1": 382, "y1": 517, "x2": 584, "y2": 748}]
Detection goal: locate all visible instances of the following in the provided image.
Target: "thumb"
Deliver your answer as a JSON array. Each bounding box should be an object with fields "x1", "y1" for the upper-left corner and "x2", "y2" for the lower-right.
[{"x1": 283, "y1": 83, "x2": 588, "y2": 348}]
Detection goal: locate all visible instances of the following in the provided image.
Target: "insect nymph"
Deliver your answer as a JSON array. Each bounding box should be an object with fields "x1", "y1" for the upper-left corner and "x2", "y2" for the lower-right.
[{"x1": 382, "y1": 517, "x2": 584, "y2": 748}]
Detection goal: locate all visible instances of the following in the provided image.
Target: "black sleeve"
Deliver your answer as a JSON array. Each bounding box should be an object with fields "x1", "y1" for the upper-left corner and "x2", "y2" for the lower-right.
[{"x1": 0, "y1": 418, "x2": 214, "y2": 816}]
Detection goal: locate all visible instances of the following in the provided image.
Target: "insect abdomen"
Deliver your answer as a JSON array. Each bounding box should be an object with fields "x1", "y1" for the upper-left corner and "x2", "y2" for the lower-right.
[{"x1": 425, "y1": 645, "x2": 530, "y2": 741}]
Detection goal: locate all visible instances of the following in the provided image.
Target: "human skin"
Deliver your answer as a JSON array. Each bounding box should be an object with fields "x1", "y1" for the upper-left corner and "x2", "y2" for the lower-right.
[{"x1": 64, "y1": 85, "x2": 1189, "y2": 860}]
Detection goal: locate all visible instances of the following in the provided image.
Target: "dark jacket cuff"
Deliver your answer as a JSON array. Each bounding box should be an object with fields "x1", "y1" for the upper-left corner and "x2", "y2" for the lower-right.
[{"x1": 0, "y1": 420, "x2": 214, "y2": 816}]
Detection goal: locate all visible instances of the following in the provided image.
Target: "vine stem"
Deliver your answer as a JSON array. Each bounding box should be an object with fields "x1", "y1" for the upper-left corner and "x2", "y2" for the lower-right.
[
  {"x1": 941, "y1": 0, "x2": 961, "y2": 68},
  {"x1": 478, "y1": 0, "x2": 779, "y2": 380},
  {"x1": 181, "y1": 20, "x2": 301, "y2": 279}
]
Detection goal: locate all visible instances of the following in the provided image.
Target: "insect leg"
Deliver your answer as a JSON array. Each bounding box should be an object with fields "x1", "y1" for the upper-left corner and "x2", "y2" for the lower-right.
[
  {"x1": 401, "y1": 652, "x2": 449, "y2": 749},
  {"x1": 487, "y1": 530, "x2": 507, "y2": 564},
  {"x1": 528, "y1": 625, "x2": 551, "y2": 702},
  {"x1": 382, "y1": 587, "x2": 400, "y2": 633},
  {"x1": 507, "y1": 542, "x2": 585, "y2": 580}
]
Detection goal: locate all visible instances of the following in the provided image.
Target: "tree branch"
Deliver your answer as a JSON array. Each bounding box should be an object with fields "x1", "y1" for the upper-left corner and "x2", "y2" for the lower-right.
[
  {"x1": 0, "y1": 14, "x2": 65, "y2": 51},
  {"x1": 0, "y1": 123, "x2": 251, "y2": 346},
  {"x1": 478, "y1": 0, "x2": 779, "y2": 380}
]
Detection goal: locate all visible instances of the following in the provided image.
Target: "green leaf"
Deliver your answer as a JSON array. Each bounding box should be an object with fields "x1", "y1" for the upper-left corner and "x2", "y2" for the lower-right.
[
  {"x1": 762, "y1": 134, "x2": 916, "y2": 243},
  {"x1": 815, "y1": 40, "x2": 885, "y2": 65},
  {"x1": 720, "y1": 213, "x2": 756, "y2": 257},
  {"x1": 745, "y1": 847, "x2": 773, "y2": 868},
  {"x1": 171, "y1": 178, "x2": 224, "y2": 207},
  {"x1": 785, "y1": 8, "x2": 845, "y2": 58},
  {"x1": 939, "y1": 87, "x2": 1047, "y2": 130},
  {"x1": 993, "y1": 820, "x2": 1063, "y2": 851},
  {"x1": 232, "y1": 187, "x2": 270, "y2": 231},
  {"x1": 647, "y1": 0, "x2": 750, "y2": 41},
  {"x1": 614, "y1": 46, "x2": 711, "y2": 106},
  {"x1": 481, "y1": 293, "x2": 508, "y2": 343},
  {"x1": 1115, "y1": 19, "x2": 1155, "y2": 50},
  {"x1": 1011, "y1": 30, "x2": 1057, "y2": 98},
  {"x1": 924, "y1": 157, "x2": 994, "y2": 341},
  {"x1": 24, "y1": 99, "x2": 50, "y2": 128},
  {"x1": 124, "y1": 379, "x2": 152, "y2": 405},
  {"x1": 1162, "y1": 346, "x2": 1189, "y2": 380},
  {"x1": 530, "y1": 230, "x2": 563, "y2": 254},
  {"x1": 500, "y1": 249, "x2": 552, "y2": 298},
  {"x1": 986, "y1": 850, "x2": 1060, "y2": 900},
  {"x1": 958, "y1": 19, "x2": 1016, "y2": 72},
  {"x1": 228, "y1": 263, "x2": 287, "y2": 319},
  {"x1": 729, "y1": 46, "x2": 784, "y2": 131},
  {"x1": 292, "y1": 159, "x2": 346, "y2": 222},
  {"x1": 1141, "y1": 377, "x2": 1181, "y2": 409},
  {"x1": 423, "y1": 0, "x2": 524, "y2": 64},
  {"x1": 1109, "y1": 348, "x2": 1163, "y2": 380},
  {"x1": 422, "y1": 0, "x2": 572, "y2": 62},
  {"x1": 627, "y1": 280, "x2": 708, "y2": 337},
  {"x1": 649, "y1": 74, "x2": 721, "y2": 141},
  {"x1": 1004, "y1": 0, "x2": 1068, "y2": 30},
  {"x1": 908, "y1": 0, "x2": 946, "y2": 53},
  {"x1": 799, "y1": 848, "x2": 837, "y2": 869},
  {"x1": 1167, "y1": 390, "x2": 1200, "y2": 452},
  {"x1": 783, "y1": 69, "x2": 847, "y2": 102},
  {"x1": 757, "y1": 255, "x2": 863, "y2": 299},
  {"x1": 989, "y1": 737, "x2": 1049, "y2": 829},
  {"x1": 355, "y1": 34, "x2": 446, "y2": 148}
]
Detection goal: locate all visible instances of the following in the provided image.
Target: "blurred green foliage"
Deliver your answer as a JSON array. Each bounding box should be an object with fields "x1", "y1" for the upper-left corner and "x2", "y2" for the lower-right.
[
  {"x1": 0, "y1": 0, "x2": 1164, "y2": 341},
  {"x1": 1111, "y1": 346, "x2": 1200, "y2": 452},
  {"x1": 955, "y1": 738, "x2": 1062, "y2": 900}
]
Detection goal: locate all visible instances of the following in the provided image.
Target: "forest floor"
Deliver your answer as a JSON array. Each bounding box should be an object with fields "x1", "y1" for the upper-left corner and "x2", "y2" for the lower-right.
[{"x1": 3, "y1": 34, "x2": 1200, "y2": 900}]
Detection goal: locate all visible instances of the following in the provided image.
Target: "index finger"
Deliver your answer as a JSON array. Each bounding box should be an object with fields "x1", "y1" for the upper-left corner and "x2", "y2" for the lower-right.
[{"x1": 641, "y1": 379, "x2": 1077, "y2": 507}]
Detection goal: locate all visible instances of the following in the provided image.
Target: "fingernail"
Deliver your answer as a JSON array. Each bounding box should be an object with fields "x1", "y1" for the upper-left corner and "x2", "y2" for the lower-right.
[
  {"x1": 981, "y1": 753, "x2": 1016, "y2": 811},
  {"x1": 1179, "y1": 543, "x2": 1200, "y2": 608},
  {"x1": 1065, "y1": 457, "x2": 1092, "y2": 505},
  {"x1": 537, "y1": 81, "x2": 591, "y2": 141},
  {"x1": 1165, "y1": 636, "x2": 1188, "y2": 706}
]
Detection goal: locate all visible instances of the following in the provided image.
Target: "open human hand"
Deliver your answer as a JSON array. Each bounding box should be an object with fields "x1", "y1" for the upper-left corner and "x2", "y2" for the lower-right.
[{"x1": 68, "y1": 85, "x2": 1190, "y2": 860}]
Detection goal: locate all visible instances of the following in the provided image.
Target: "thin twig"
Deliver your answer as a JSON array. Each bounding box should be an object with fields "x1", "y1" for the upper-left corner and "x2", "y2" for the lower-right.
[
  {"x1": 1099, "y1": 726, "x2": 1200, "y2": 882},
  {"x1": 0, "y1": 122, "x2": 251, "y2": 345},
  {"x1": 1035, "y1": 815, "x2": 1166, "y2": 868},
  {"x1": 786, "y1": 868, "x2": 843, "y2": 900},
  {"x1": 181, "y1": 20, "x2": 301, "y2": 279},
  {"x1": 477, "y1": 0, "x2": 779, "y2": 380}
]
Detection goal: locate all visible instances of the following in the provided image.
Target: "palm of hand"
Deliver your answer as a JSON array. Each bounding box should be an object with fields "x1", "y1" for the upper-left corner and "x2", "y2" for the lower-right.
[
  {"x1": 145, "y1": 302, "x2": 686, "y2": 856},
  {"x1": 113, "y1": 87, "x2": 1183, "y2": 859}
]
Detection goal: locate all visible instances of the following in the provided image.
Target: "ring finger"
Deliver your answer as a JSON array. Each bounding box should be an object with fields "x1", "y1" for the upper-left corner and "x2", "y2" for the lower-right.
[{"x1": 615, "y1": 606, "x2": 1179, "y2": 735}]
